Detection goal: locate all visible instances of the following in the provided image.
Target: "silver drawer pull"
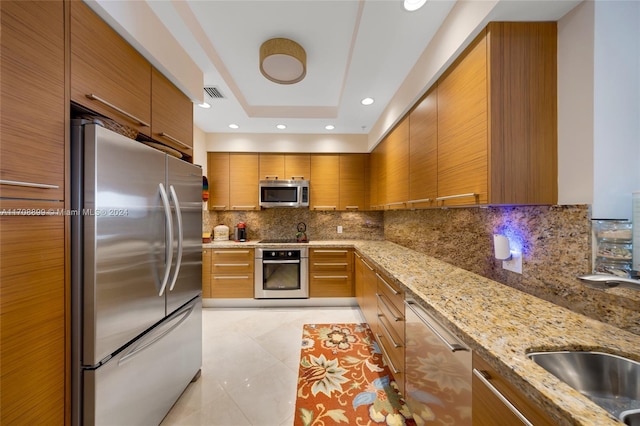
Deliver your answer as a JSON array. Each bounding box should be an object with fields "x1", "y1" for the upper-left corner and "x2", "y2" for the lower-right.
[
  {"x1": 385, "y1": 202, "x2": 405, "y2": 206},
  {"x1": 214, "y1": 250, "x2": 250, "y2": 254},
  {"x1": 209, "y1": 205, "x2": 226, "y2": 209},
  {"x1": 314, "y1": 250, "x2": 348, "y2": 254},
  {"x1": 345, "y1": 206, "x2": 359, "y2": 210},
  {"x1": 405, "y1": 300, "x2": 469, "y2": 352},
  {"x1": 213, "y1": 276, "x2": 250, "y2": 280},
  {"x1": 313, "y1": 275, "x2": 348, "y2": 279},
  {"x1": 160, "y1": 132, "x2": 191, "y2": 149},
  {"x1": 313, "y1": 206, "x2": 336, "y2": 210},
  {"x1": 377, "y1": 314, "x2": 402, "y2": 348},
  {"x1": 231, "y1": 205, "x2": 256, "y2": 209},
  {"x1": 214, "y1": 263, "x2": 250, "y2": 267},
  {"x1": 407, "y1": 198, "x2": 432, "y2": 204},
  {"x1": 265, "y1": 176, "x2": 279, "y2": 180},
  {"x1": 360, "y1": 257, "x2": 374, "y2": 271},
  {"x1": 313, "y1": 262, "x2": 348, "y2": 266},
  {"x1": 436, "y1": 193, "x2": 478, "y2": 202},
  {"x1": 376, "y1": 273, "x2": 400, "y2": 295},
  {"x1": 376, "y1": 293, "x2": 402, "y2": 321},
  {"x1": 291, "y1": 175, "x2": 305, "y2": 180},
  {"x1": 0, "y1": 179, "x2": 59, "y2": 189},
  {"x1": 472, "y1": 369, "x2": 533, "y2": 426},
  {"x1": 85, "y1": 93, "x2": 150, "y2": 127},
  {"x1": 376, "y1": 334, "x2": 400, "y2": 374}
]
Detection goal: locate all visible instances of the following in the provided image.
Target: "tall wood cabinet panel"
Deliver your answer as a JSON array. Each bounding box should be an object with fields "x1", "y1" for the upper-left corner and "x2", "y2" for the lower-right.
[
  {"x1": 151, "y1": 68, "x2": 193, "y2": 156},
  {"x1": 373, "y1": 140, "x2": 387, "y2": 210},
  {"x1": 408, "y1": 87, "x2": 438, "y2": 208},
  {"x1": 207, "y1": 153, "x2": 230, "y2": 210},
  {"x1": 339, "y1": 154, "x2": 367, "y2": 211},
  {"x1": 0, "y1": 0, "x2": 66, "y2": 202},
  {"x1": 384, "y1": 118, "x2": 410, "y2": 209},
  {"x1": 70, "y1": 0, "x2": 151, "y2": 136},
  {"x1": 259, "y1": 154, "x2": 285, "y2": 180},
  {"x1": 437, "y1": 32, "x2": 488, "y2": 207},
  {"x1": 229, "y1": 153, "x2": 259, "y2": 210},
  {"x1": 310, "y1": 154, "x2": 339, "y2": 210},
  {"x1": 0, "y1": 2, "x2": 67, "y2": 424}
]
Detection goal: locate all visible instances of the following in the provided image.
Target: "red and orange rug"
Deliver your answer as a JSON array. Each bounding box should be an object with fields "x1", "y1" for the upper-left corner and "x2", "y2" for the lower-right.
[{"x1": 294, "y1": 323, "x2": 415, "y2": 425}]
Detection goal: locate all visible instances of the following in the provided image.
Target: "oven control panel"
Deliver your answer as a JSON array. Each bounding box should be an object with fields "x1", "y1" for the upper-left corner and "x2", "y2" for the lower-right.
[{"x1": 263, "y1": 250, "x2": 301, "y2": 260}]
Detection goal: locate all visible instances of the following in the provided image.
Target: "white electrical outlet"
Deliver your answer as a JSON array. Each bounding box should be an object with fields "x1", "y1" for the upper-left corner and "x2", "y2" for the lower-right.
[
  {"x1": 503, "y1": 252, "x2": 522, "y2": 274},
  {"x1": 337, "y1": 225, "x2": 343, "y2": 234}
]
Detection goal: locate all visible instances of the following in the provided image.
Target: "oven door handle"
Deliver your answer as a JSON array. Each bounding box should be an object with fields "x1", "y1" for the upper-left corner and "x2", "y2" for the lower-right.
[{"x1": 262, "y1": 260, "x2": 300, "y2": 264}]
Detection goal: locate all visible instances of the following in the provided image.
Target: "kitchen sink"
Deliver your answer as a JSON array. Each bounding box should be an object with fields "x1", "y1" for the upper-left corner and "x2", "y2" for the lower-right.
[{"x1": 527, "y1": 351, "x2": 640, "y2": 423}]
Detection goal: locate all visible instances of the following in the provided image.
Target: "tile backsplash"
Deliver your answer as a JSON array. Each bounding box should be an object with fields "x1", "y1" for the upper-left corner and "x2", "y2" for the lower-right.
[{"x1": 203, "y1": 204, "x2": 640, "y2": 335}]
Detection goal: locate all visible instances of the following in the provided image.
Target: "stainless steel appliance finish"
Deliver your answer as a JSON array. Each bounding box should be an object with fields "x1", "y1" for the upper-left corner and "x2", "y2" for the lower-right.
[
  {"x1": 255, "y1": 247, "x2": 309, "y2": 298},
  {"x1": 259, "y1": 179, "x2": 309, "y2": 208},
  {"x1": 404, "y1": 299, "x2": 472, "y2": 424},
  {"x1": 71, "y1": 121, "x2": 202, "y2": 425}
]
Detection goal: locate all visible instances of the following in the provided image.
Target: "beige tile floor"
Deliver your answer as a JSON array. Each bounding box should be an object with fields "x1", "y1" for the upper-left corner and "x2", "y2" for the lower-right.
[{"x1": 161, "y1": 306, "x2": 364, "y2": 426}]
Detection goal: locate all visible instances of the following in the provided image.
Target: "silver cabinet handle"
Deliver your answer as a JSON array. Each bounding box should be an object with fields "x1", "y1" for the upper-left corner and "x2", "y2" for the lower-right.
[
  {"x1": 345, "y1": 206, "x2": 359, "y2": 210},
  {"x1": 291, "y1": 176, "x2": 305, "y2": 180},
  {"x1": 376, "y1": 273, "x2": 400, "y2": 295},
  {"x1": 85, "y1": 93, "x2": 150, "y2": 127},
  {"x1": 263, "y1": 260, "x2": 300, "y2": 264},
  {"x1": 313, "y1": 206, "x2": 337, "y2": 210},
  {"x1": 214, "y1": 250, "x2": 250, "y2": 254},
  {"x1": 158, "y1": 183, "x2": 173, "y2": 296},
  {"x1": 168, "y1": 185, "x2": 183, "y2": 292},
  {"x1": 231, "y1": 205, "x2": 256, "y2": 209},
  {"x1": 214, "y1": 263, "x2": 250, "y2": 267},
  {"x1": 377, "y1": 314, "x2": 402, "y2": 348},
  {"x1": 407, "y1": 198, "x2": 432, "y2": 204},
  {"x1": 472, "y1": 368, "x2": 533, "y2": 426},
  {"x1": 436, "y1": 193, "x2": 478, "y2": 201},
  {"x1": 313, "y1": 275, "x2": 348, "y2": 279},
  {"x1": 313, "y1": 263, "x2": 348, "y2": 266},
  {"x1": 213, "y1": 276, "x2": 250, "y2": 280},
  {"x1": 314, "y1": 250, "x2": 348, "y2": 254},
  {"x1": 360, "y1": 257, "x2": 374, "y2": 271},
  {"x1": 0, "y1": 179, "x2": 59, "y2": 189},
  {"x1": 376, "y1": 293, "x2": 402, "y2": 321},
  {"x1": 209, "y1": 205, "x2": 226, "y2": 209},
  {"x1": 264, "y1": 175, "x2": 279, "y2": 180},
  {"x1": 405, "y1": 300, "x2": 469, "y2": 352},
  {"x1": 376, "y1": 334, "x2": 400, "y2": 374},
  {"x1": 160, "y1": 132, "x2": 191, "y2": 150},
  {"x1": 385, "y1": 202, "x2": 406, "y2": 206}
]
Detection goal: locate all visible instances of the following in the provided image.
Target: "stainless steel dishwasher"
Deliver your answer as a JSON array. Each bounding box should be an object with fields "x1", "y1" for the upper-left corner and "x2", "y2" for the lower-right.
[{"x1": 404, "y1": 298, "x2": 472, "y2": 425}]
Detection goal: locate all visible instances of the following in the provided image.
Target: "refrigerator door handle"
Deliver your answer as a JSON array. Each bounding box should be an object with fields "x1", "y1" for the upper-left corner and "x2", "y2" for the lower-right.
[
  {"x1": 158, "y1": 183, "x2": 173, "y2": 296},
  {"x1": 168, "y1": 185, "x2": 184, "y2": 292},
  {"x1": 117, "y1": 302, "x2": 195, "y2": 365}
]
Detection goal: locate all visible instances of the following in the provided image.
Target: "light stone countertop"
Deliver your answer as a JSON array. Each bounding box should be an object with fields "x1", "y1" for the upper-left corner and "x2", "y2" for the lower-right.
[{"x1": 203, "y1": 239, "x2": 640, "y2": 425}]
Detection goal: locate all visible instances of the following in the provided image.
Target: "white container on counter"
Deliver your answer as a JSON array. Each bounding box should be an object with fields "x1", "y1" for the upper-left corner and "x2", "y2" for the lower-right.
[{"x1": 213, "y1": 224, "x2": 230, "y2": 241}]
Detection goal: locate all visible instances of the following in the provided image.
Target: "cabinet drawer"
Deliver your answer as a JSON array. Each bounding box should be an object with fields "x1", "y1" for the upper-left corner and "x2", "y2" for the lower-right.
[
  {"x1": 211, "y1": 249, "x2": 254, "y2": 264},
  {"x1": 376, "y1": 272, "x2": 404, "y2": 314},
  {"x1": 310, "y1": 261, "x2": 351, "y2": 273},
  {"x1": 209, "y1": 276, "x2": 254, "y2": 299},
  {"x1": 310, "y1": 248, "x2": 352, "y2": 262},
  {"x1": 377, "y1": 293, "x2": 405, "y2": 341},
  {"x1": 309, "y1": 275, "x2": 353, "y2": 298},
  {"x1": 212, "y1": 262, "x2": 253, "y2": 276},
  {"x1": 375, "y1": 327, "x2": 405, "y2": 395}
]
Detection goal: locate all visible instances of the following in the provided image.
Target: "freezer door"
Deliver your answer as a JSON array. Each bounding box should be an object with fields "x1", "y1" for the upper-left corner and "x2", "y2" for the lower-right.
[
  {"x1": 166, "y1": 156, "x2": 203, "y2": 314},
  {"x1": 83, "y1": 297, "x2": 202, "y2": 426},
  {"x1": 83, "y1": 125, "x2": 168, "y2": 365}
]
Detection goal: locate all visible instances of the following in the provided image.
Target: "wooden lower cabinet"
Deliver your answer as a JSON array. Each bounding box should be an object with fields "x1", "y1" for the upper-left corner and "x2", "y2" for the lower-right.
[
  {"x1": 0, "y1": 211, "x2": 66, "y2": 425},
  {"x1": 355, "y1": 252, "x2": 378, "y2": 327},
  {"x1": 205, "y1": 248, "x2": 254, "y2": 298},
  {"x1": 375, "y1": 271, "x2": 405, "y2": 395},
  {"x1": 309, "y1": 248, "x2": 353, "y2": 297},
  {"x1": 472, "y1": 352, "x2": 555, "y2": 425}
]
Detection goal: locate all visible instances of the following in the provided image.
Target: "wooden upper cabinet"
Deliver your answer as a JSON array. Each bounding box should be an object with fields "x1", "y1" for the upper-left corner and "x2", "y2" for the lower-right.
[
  {"x1": 229, "y1": 153, "x2": 259, "y2": 210},
  {"x1": 151, "y1": 68, "x2": 193, "y2": 157},
  {"x1": 437, "y1": 32, "x2": 489, "y2": 207},
  {"x1": 339, "y1": 154, "x2": 367, "y2": 211},
  {"x1": 310, "y1": 154, "x2": 340, "y2": 210},
  {"x1": 70, "y1": 0, "x2": 151, "y2": 136},
  {"x1": 0, "y1": 0, "x2": 65, "y2": 202},
  {"x1": 385, "y1": 118, "x2": 409, "y2": 209},
  {"x1": 437, "y1": 22, "x2": 557, "y2": 207},
  {"x1": 207, "y1": 153, "x2": 230, "y2": 210},
  {"x1": 373, "y1": 139, "x2": 388, "y2": 209},
  {"x1": 408, "y1": 87, "x2": 438, "y2": 208},
  {"x1": 259, "y1": 153, "x2": 310, "y2": 180}
]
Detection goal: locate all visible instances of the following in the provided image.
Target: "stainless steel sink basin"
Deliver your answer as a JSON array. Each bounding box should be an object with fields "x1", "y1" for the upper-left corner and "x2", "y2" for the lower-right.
[{"x1": 527, "y1": 351, "x2": 640, "y2": 423}]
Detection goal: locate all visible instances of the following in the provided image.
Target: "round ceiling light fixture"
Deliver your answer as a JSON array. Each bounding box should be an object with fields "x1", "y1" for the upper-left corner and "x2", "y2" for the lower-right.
[
  {"x1": 403, "y1": 0, "x2": 427, "y2": 11},
  {"x1": 361, "y1": 97, "x2": 375, "y2": 106},
  {"x1": 260, "y1": 38, "x2": 307, "y2": 84}
]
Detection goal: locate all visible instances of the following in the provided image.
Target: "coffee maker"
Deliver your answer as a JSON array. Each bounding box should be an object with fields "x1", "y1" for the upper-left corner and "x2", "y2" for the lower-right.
[{"x1": 234, "y1": 222, "x2": 247, "y2": 242}]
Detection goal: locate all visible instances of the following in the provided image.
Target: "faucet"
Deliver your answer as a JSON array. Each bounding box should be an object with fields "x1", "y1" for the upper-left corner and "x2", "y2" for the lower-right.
[{"x1": 577, "y1": 274, "x2": 640, "y2": 291}]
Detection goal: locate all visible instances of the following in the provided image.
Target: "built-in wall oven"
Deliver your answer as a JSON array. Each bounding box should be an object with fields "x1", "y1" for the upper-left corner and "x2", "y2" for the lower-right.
[{"x1": 255, "y1": 247, "x2": 309, "y2": 298}]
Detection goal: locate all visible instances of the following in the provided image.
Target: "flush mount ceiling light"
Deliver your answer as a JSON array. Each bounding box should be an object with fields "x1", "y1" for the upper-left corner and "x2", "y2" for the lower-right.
[
  {"x1": 228, "y1": 124, "x2": 239, "y2": 129},
  {"x1": 325, "y1": 125, "x2": 335, "y2": 130},
  {"x1": 403, "y1": 0, "x2": 427, "y2": 11},
  {"x1": 260, "y1": 38, "x2": 307, "y2": 84},
  {"x1": 198, "y1": 102, "x2": 211, "y2": 109},
  {"x1": 276, "y1": 124, "x2": 287, "y2": 130},
  {"x1": 361, "y1": 97, "x2": 375, "y2": 106}
]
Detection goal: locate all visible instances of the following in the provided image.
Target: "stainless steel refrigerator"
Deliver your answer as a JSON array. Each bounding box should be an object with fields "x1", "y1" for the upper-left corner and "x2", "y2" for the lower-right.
[{"x1": 71, "y1": 120, "x2": 202, "y2": 425}]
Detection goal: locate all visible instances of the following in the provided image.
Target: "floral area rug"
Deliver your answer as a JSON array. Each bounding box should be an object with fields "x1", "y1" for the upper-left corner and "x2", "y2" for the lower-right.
[{"x1": 294, "y1": 323, "x2": 415, "y2": 426}]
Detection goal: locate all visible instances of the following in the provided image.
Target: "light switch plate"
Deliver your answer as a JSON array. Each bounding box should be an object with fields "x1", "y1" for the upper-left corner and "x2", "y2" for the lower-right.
[{"x1": 503, "y1": 252, "x2": 522, "y2": 274}]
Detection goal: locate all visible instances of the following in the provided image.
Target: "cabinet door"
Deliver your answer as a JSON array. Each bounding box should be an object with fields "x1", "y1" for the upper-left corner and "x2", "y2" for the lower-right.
[
  {"x1": 0, "y1": 210, "x2": 65, "y2": 425},
  {"x1": 207, "y1": 153, "x2": 230, "y2": 210},
  {"x1": 0, "y1": 0, "x2": 65, "y2": 202},
  {"x1": 151, "y1": 68, "x2": 193, "y2": 156},
  {"x1": 310, "y1": 154, "x2": 339, "y2": 210},
  {"x1": 309, "y1": 248, "x2": 353, "y2": 297},
  {"x1": 209, "y1": 249, "x2": 254, "y2": 298},
  {"x1": 374, "y1": 139, "x2": 388, "y2": 209},
  {"x1": 408, "y1": 87, "x2": 438, "y2": 208},
  {"x1": 437, "y1": 31, "x2": 488, "y2": 206},
  {"x1": 339, "y1": 154, "x2": 367, "y2": 211},
  {"x1": 202, "y1": 249, "x2": 212, "y2": 298},
  {"x1": 285, "y1": 154, "x2": 310, "y2": 181},
  {"x1": 385, "y1": 118, "x2": 409, "y2": 209},
  {"x1": 259, "y1": 154, "x2": 285, "y2": 180},
  {"x1": 70, "y1": 0, "x2": 151, "y2": 136},
  {"x1": 369, "y1": 145, "x2": 381, "y2": 209},
  {"x1": 229, "y1": 153, "x2": 259, "y2": 210}
]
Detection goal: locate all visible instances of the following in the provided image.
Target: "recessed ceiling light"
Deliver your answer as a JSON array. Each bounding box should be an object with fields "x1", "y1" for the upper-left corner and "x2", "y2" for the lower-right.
[
  {"x1": 361, "y1": 97, "x2": 374, "y2": 106},
  {"x1": 228, "y1": 124, "x2": 239, "y2": 129},
  {"x1": 403, "y1": 0, "x2": 427, "y2": 11},
  {"x1": 276, "y1": 124, "x2": 287, "y2": 130},
  {"x1": 325, "y1": 125, "x2": 335, "y2": 130},
  {"x1": 198, "y1": 102, "x2": 211, "y2": 109}
]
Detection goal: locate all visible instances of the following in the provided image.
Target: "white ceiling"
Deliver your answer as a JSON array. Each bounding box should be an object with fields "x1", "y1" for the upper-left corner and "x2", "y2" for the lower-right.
[{"x1": 90, "y1": 0, "x2": 582, "y2": 136}]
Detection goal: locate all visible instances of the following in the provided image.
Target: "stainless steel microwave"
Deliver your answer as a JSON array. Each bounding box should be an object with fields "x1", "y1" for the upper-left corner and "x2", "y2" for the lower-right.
[{"x1": 259, "y1": 179, "x2": 309, "y2": 208}]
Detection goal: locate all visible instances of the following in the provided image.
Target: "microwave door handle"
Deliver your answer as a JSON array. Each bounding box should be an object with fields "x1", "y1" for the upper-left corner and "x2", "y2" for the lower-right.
[
  {"x1": 158, "y1": 183, "x2": 173, "y2": 296},
  {"x1": 167, "y1": 185, "x2": 183, "y2": 292}
]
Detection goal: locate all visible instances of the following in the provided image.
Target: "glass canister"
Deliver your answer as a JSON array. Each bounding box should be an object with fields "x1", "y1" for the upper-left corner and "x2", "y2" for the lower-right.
[{"x1": 593, "y1": 219, "x2": 633, "y2": 277}]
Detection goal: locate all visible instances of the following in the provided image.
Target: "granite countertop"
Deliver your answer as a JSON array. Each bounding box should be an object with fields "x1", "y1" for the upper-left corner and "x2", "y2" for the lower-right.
[{"x1": 203, "y1": 239, "x2": 640, "y2": 425}]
